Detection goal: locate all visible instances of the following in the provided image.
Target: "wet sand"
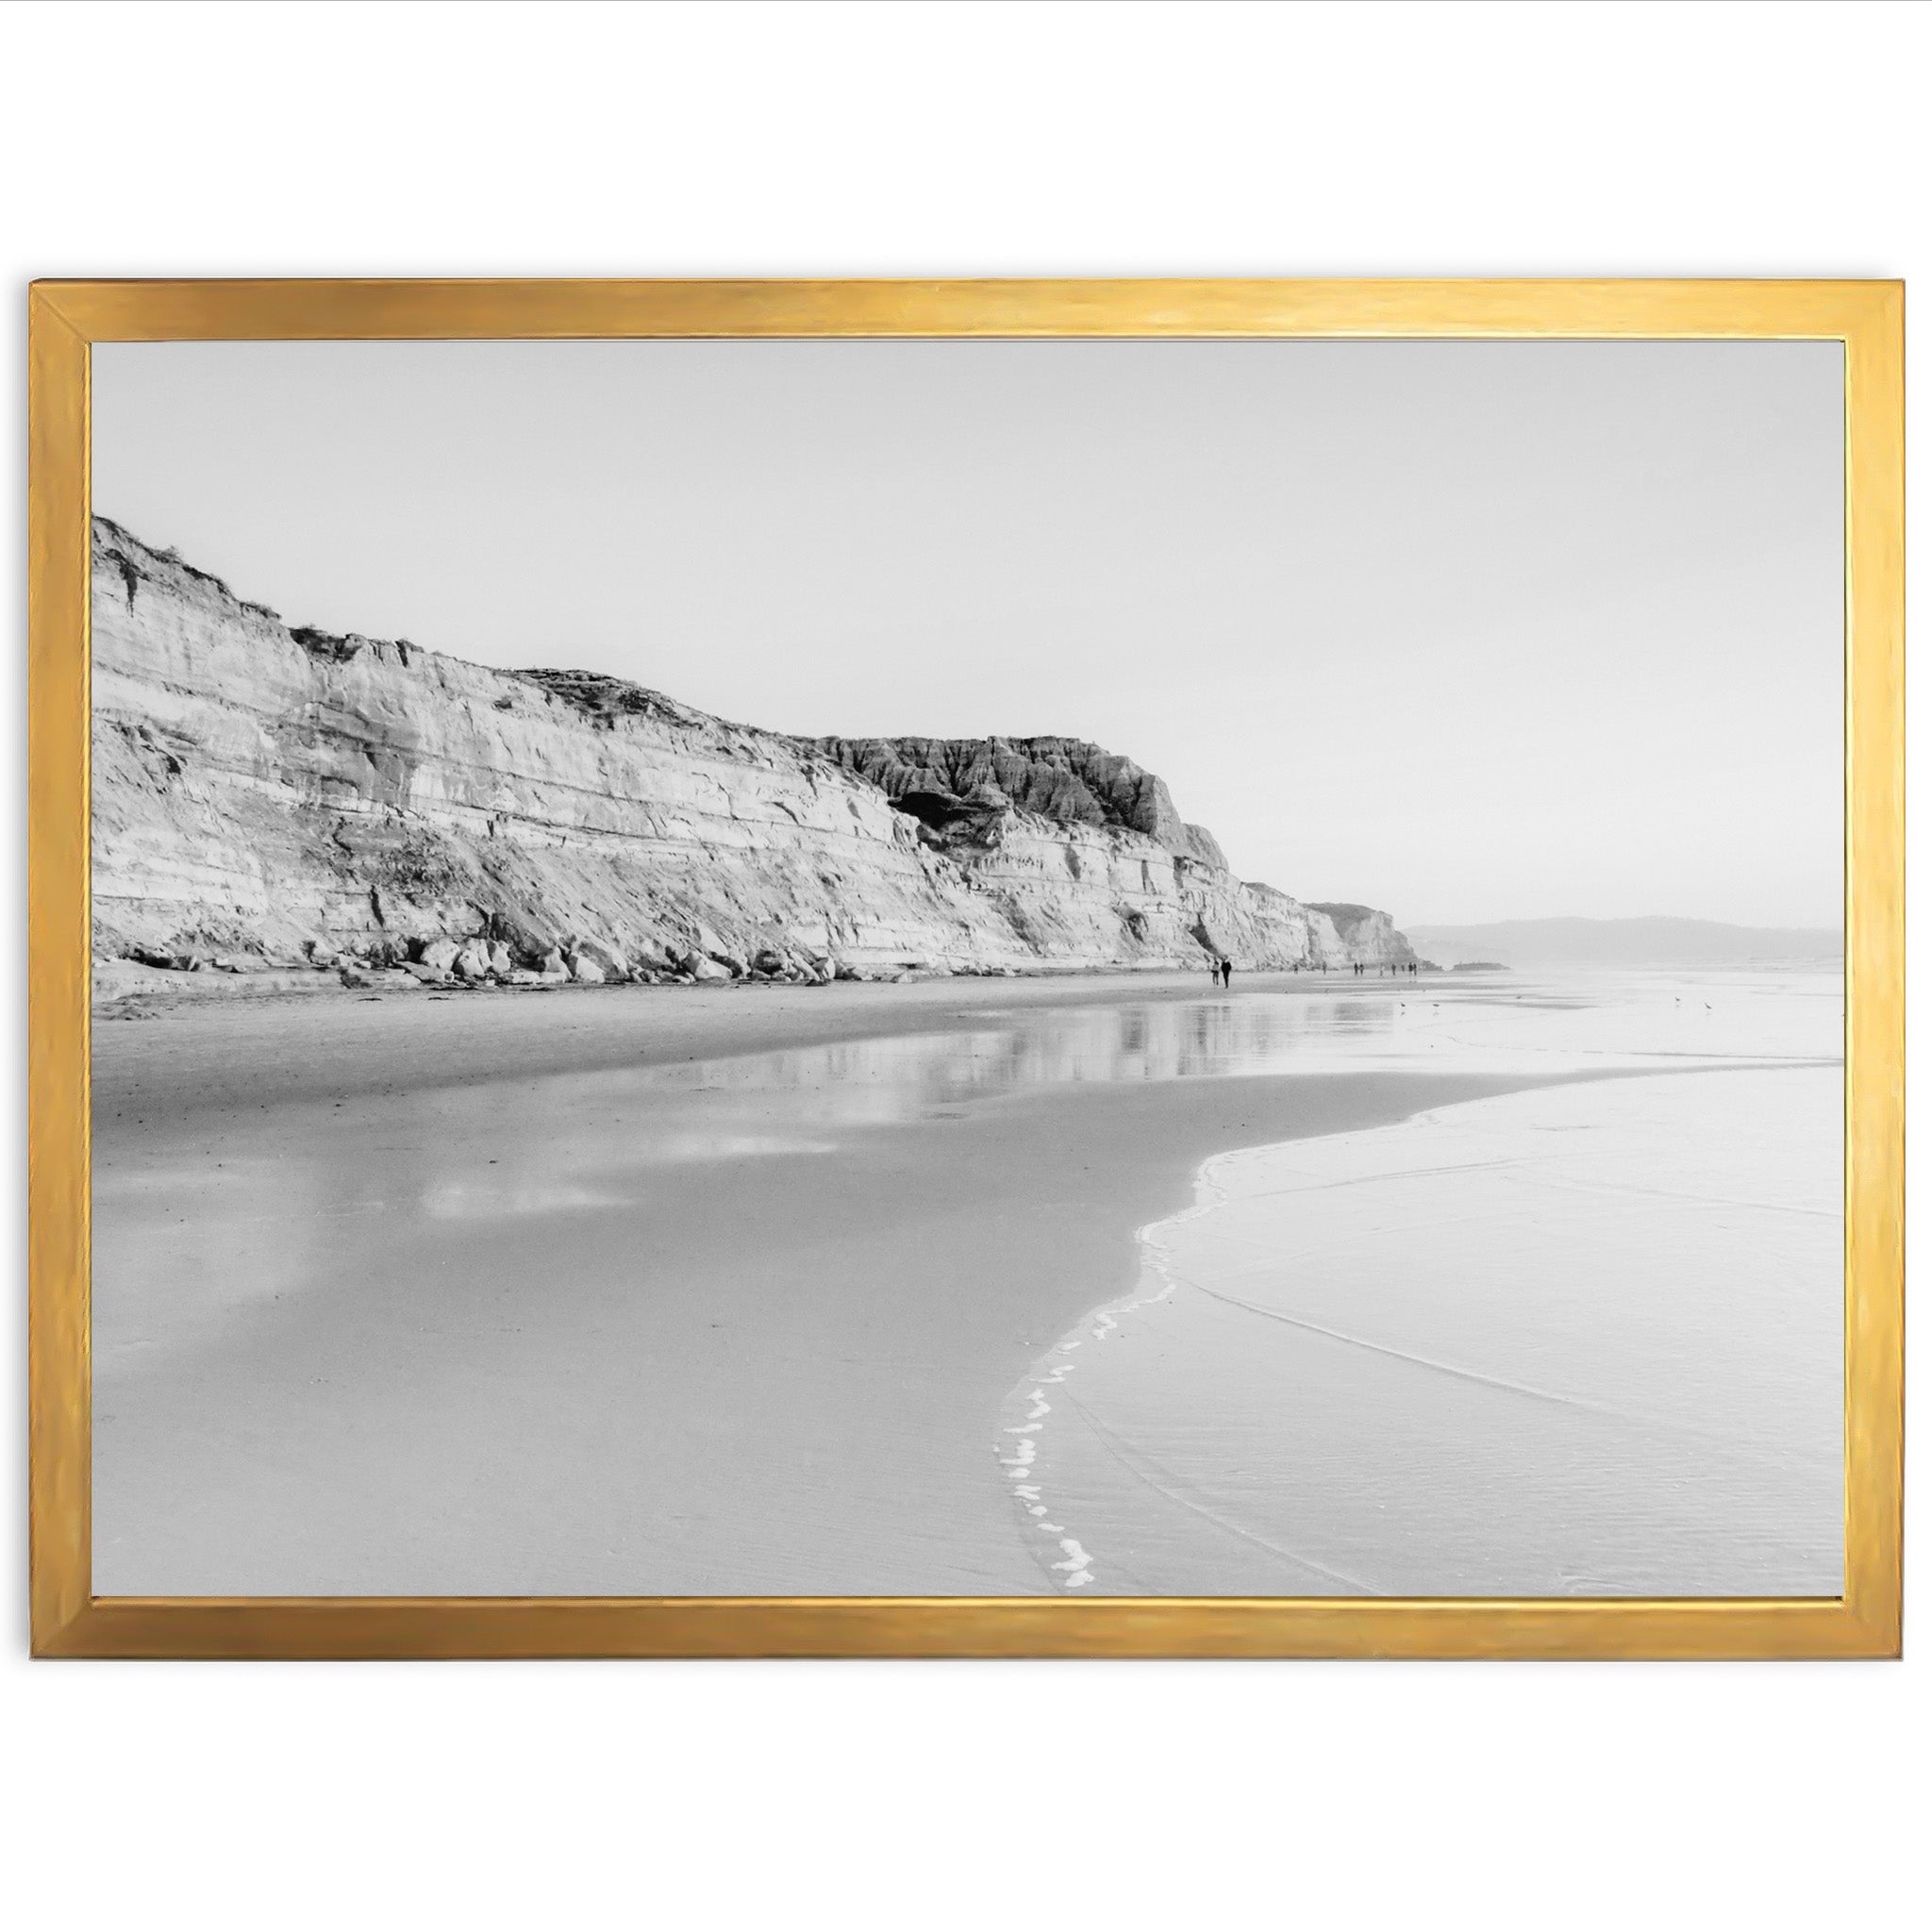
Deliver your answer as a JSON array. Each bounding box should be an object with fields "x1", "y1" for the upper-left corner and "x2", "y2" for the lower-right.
[{"x1": 91, "y1": 973, "x2": 1586, "y2": 1596}]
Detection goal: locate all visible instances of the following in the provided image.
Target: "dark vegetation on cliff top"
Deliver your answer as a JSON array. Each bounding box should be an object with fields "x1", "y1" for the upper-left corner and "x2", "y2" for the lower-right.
[
  {"x1": 96, "y1": 515, "x2": 286, "y2": 624},
  {"x1": 513, "y1": 667, "x2": 709, "y2": 729},
  {"x1": 817, "y1": 735, "x2": 1227, "y2": 865}
]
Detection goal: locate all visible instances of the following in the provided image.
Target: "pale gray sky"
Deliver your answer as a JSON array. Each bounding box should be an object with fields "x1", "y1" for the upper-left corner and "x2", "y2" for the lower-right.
[{"x1": 93, "y1": 338, "x2": 1843, "y2": 928}]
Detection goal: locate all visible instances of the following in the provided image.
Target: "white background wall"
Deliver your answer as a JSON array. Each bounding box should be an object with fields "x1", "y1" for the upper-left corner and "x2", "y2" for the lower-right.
[{"x1": 2, "y1": 4, "x2": 1922, "y2": 1924}]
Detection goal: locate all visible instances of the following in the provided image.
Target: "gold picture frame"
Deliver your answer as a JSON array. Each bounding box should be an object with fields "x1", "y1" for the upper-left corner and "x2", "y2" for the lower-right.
[{"x1": 27, "y1": 278, "x2": 1903, "y2": 1659}]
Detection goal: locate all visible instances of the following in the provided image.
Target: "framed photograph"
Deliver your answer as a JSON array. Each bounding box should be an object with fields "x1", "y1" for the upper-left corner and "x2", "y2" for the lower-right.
[{"x1": 27, "y1": 279, "x2": 1901, "y2": 1658}]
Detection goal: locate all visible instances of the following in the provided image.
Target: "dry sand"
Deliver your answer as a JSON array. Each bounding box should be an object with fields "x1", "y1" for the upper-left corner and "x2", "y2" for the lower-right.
[{"x1": 91, "y1": 973, "x2": 1591, "y2": 1596}]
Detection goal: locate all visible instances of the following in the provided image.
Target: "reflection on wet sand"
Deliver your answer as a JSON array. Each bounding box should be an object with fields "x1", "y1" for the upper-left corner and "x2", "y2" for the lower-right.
[{"x1": 649, "y1": 994, "x2": 1396, "y2": 1119}]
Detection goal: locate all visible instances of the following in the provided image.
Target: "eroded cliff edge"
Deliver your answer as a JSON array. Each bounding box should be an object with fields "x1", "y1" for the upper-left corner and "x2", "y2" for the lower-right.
[{"x1": 91, "y1": 518, "x2": 1418, "y2": 984}]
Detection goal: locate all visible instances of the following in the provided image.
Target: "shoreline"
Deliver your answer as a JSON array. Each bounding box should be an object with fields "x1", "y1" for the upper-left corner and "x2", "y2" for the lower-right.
[
  {"x1": 91, "y1": 974, "x2": 1601, "y2": 1595},
  {"x1": 1008, "y1": 1062, "x2": 1843, "y2": 1598},
  {"x1": 92, "y1": 969, "x2": 1837, "y2": 1594}
]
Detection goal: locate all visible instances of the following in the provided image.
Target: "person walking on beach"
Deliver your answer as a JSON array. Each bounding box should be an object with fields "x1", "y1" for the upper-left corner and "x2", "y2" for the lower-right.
[{"x1": 1220, "y1": 958, "x2": 1232, "y2": 990}]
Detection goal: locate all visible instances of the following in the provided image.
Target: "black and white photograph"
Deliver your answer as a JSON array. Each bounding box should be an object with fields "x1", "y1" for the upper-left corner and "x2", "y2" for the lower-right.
[
  {"x1": 10, "y1": 3, "x2": 1928, "y2": 1927},
  {"x1": 87, "y1": 335, "x2": 1847, "y2": 1600}
]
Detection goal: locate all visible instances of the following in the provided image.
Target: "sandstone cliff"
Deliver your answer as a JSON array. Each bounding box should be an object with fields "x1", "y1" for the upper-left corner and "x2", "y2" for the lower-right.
[
  {"x1": 90, "y1": 518, "x2": 1417, "y2": 986},
  {"x1": 1306, "y1": 903, "x2": 1414, "y2": 963}
]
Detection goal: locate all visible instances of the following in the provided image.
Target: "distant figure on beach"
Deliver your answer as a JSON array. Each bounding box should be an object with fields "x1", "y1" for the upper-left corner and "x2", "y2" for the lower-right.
[{"x1": 1220, "y1": 958, "x2": 1233, "y2": 990}]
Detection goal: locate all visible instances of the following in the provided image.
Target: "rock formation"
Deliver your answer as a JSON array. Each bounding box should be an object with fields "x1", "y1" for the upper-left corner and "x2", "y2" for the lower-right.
[
  {"x1": 1305, "y1": 903, "x2": 1413, "y2": 964},
  {"x1": 90, "y1": 518, "x2": 1418, "y2": 986},
  {"x1": 815, "y1": 736, "x2": 1229, "y2": 868}
]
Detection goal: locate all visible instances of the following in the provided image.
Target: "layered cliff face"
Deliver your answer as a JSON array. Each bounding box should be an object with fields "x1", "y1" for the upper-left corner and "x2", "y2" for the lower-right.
[
  {"x1": 1307, "y1": 903, "x2": 1414, "y2": 963},
  {"x1": 90, "y1": 518, "x2": 1416, "y2": 984}
]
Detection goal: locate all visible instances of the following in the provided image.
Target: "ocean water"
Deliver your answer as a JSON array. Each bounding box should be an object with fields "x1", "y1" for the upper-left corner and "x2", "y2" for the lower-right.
[{"x1": 997, "y1": 970, "x2": 1845, "y2": 1597}]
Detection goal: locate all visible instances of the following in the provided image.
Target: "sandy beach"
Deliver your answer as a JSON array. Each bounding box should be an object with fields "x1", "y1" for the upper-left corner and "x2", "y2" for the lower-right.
[
  {"x1": 92, "y1": 967, "x2": 1840, "y2": 1596},
  {"x1": 91, "y1": 970, "x2": 1600, "y2": 1595}
]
